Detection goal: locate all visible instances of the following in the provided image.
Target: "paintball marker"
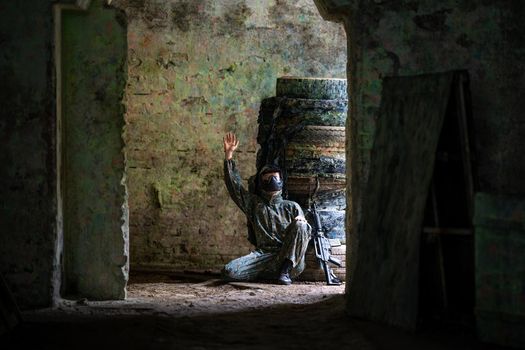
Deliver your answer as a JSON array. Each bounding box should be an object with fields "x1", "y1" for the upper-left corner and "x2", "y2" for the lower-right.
[{"x1": 307, "y1": 179, "x2": 342, "y2": 286}]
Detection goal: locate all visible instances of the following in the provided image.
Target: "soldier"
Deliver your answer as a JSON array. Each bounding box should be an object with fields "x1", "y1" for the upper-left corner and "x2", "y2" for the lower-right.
[{"x1": 222, "y1": 132, "x2": 311, "y2": 285}]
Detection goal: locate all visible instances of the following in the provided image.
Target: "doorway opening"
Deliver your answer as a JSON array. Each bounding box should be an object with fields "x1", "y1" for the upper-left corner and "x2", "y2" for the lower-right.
[
  {"x1": 121, "y1": 1, "x2": 348, "y2": 295},
  {"x1": 58, "y1": 0, "x2": 349, "y2": 305}
]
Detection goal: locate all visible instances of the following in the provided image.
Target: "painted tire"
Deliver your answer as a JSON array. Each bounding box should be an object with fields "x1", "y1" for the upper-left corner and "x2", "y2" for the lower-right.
[
  {"x1": 258, "y1": 97, "x2": 347, "y2": 127},
  {"x1": 276, "y1": 76, "x2": 348, "y2": 100},
  {"x1": 256, "y1": 77, "x2": 349, "y2": 253}
]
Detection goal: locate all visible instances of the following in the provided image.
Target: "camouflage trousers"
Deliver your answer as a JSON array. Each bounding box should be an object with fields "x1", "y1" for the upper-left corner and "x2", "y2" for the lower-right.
[{"x1": 222, "y1": 220, "x2": 312, "y2": 281}]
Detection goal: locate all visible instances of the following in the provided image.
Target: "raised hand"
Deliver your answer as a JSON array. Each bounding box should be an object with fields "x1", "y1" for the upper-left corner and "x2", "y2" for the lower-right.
[{"x1": 223, "y1": 132, "x2": 239, "y2": 160}]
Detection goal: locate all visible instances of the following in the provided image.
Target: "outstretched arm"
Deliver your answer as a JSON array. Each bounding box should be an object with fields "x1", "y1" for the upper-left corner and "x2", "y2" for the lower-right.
[{"x1": 223, "y1": 132, "x2": 251, "y2": 214}]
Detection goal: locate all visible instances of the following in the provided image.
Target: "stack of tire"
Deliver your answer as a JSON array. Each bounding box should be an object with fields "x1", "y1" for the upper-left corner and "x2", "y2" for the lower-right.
[{"x1": 256, "y1": 77, "x2": 348, "y2": 282}]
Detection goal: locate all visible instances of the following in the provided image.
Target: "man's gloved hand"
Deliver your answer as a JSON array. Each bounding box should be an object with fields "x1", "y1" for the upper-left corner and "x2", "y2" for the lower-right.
[{"x1": 223, "y1": 132, "x2": 239, "y2": 160}]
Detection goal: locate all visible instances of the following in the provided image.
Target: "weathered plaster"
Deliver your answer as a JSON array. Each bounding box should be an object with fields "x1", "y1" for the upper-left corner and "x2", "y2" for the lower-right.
[
  {"x1": 474, "y1": 193, "x2": 525, "y2": 347},
  {"x1": 112, "y1": 0, "x2": 347, "y2": 271},
  {"x1": 317, "y1": 0, "x2": 525, "y2": 326},
  {"x1": 61, "y1": 0, "x2": 129, "y2": 300}
]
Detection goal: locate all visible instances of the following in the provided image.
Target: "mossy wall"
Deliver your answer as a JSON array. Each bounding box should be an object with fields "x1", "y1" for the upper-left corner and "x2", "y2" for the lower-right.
[
  {"x1": 315, "y1": 0, "x2": 525, "y2": 337},
  {"x1": 474, "y1": 193, "x2": 525, "y2": 348},
  {"x1": 351, "y1": 0, "x2": 524, "y2": 194},
  {"x1": 317, "y1": 0, "x2": 525, "y2": 227},
  {"x1": 112, "y1": 0, "x2": 347, "y2": 271},
  {"x1": 61, "y1": 0, "x2": 129, "y2": 300}
]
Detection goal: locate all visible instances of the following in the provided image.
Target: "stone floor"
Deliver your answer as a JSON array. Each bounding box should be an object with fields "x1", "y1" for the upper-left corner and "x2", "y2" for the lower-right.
[{"x1": 1, "y1": 273, "x2": 505, "y2": 349}]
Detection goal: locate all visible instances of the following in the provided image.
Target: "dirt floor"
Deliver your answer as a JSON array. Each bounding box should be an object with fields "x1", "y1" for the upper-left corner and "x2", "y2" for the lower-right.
[{"x1": 1, "y1": 272, "x2": 505, "y2": 350}]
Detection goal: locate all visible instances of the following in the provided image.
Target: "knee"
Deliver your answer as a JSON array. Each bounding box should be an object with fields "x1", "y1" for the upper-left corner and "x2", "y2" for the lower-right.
[
  {"x1": 221, "y1": 264, "x2": 237, "y2": 281},
  {"x1": 222, "y1": 260, "x2": 249, "y2": 281},
  {"x1": 297, "y1": 219, "x2": 310, "y2": 231},
  {"x1": 290, "y1": 219, "x2": 311, "y2": 236}
]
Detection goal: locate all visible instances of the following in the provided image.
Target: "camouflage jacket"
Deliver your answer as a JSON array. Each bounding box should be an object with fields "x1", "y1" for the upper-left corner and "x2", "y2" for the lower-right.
[{"x1": 224, "y1": 159, "x2": 304, "y2": 251}]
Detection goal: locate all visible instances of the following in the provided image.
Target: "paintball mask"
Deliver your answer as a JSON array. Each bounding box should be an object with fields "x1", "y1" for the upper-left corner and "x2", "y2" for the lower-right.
[{"x1": 259, "y1": 165, "x2": 283, "y2": 192}]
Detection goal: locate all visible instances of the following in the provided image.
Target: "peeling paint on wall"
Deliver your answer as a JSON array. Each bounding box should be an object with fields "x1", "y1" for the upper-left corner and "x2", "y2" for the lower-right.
[{"x1": 112, "y1": 0, "x2": 347, "y2": 271}]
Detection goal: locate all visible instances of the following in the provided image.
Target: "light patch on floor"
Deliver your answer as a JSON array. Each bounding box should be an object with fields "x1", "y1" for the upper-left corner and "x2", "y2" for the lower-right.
[{"x1": 46, "y1": 273, "x2": 345, "y2": 318}]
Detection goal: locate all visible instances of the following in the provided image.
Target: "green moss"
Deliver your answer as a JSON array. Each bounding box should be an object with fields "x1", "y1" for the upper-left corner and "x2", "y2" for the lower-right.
[{"x1": 124, "y1": 0, "x2": 347, "y2": 271}]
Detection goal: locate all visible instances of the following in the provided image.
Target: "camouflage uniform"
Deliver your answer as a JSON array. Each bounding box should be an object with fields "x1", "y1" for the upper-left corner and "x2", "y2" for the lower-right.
[{"x1": 222, "y1": 160, "x2": 311, "y2": 281}]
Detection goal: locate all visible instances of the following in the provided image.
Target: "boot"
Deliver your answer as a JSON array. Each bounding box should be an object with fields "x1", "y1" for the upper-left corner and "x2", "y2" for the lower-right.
[{"x1": 277, "y1": 259, "x2": 293, "y2": 285}]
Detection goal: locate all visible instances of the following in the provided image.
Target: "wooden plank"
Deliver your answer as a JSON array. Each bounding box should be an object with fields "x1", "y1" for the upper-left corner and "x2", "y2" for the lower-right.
[
  {"x1": 228, "y1": 282, "x2": 273, "y2": 291},
  {"x1": 429, "y1": 180, "x2": 449, "y2": 309},
  {"x1": 194, "y1": 279, "x2": 226, "y2": 287},
  {"x1": 347, "y1": 72, "x2": 455, "y2": 330},
  {"x1": 454, "y1": 73, "x2": 476, "y2": 222}
]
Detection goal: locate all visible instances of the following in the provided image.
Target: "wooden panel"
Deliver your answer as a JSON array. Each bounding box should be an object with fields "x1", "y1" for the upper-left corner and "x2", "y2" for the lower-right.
[{"x1": 347, "y1": 72, "x2": 455, "y2": 329}]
